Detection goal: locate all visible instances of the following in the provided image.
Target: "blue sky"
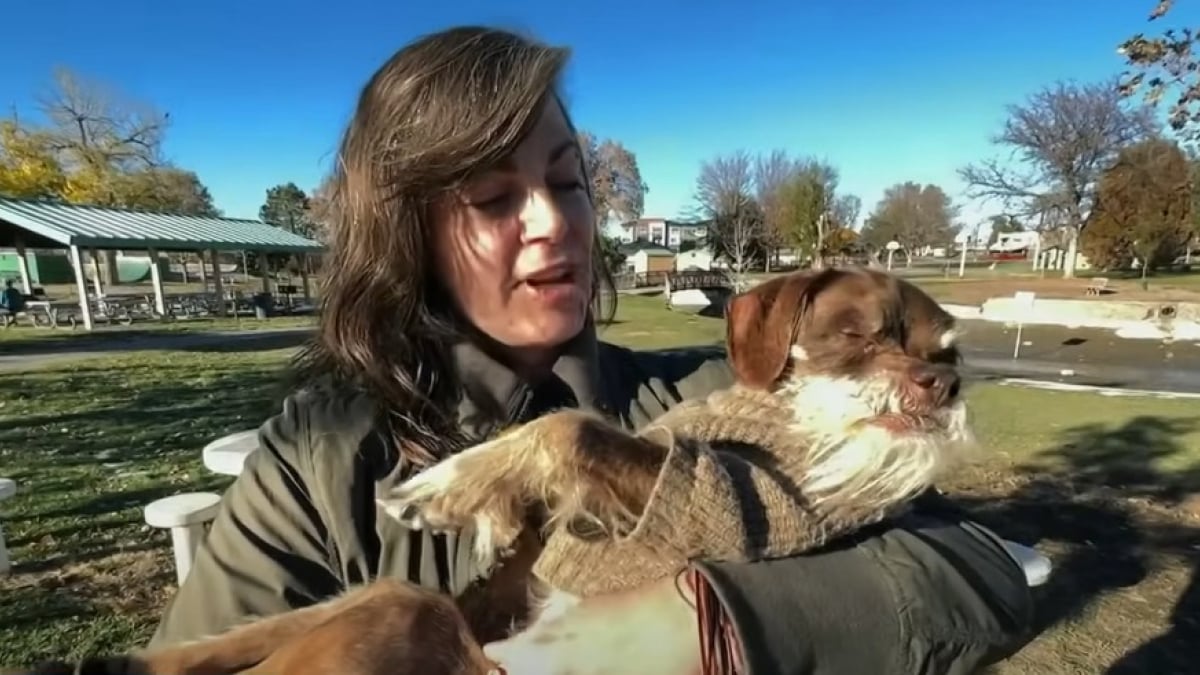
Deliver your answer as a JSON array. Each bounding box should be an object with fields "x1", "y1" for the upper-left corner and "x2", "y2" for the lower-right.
[{"x1": 3, "y1": 0, "x2": 1190, "y2": 233}]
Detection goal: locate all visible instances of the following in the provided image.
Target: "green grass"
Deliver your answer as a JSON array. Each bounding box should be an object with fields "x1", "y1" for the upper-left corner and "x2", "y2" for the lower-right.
[
  {"x1": 0, "y1": 314, "x2": 316, "y2": 346},
  {"x1": 0, "y1": 350, "x2": 291, "y2": 663},
  {"x1": 1, "y1": 295, "x2": 1199, "y2": 671}
]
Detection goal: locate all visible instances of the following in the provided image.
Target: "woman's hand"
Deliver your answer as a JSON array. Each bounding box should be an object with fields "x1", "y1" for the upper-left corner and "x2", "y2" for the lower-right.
[{"x1": 483, "y1": 575, "x2": 702, "y2": 675}]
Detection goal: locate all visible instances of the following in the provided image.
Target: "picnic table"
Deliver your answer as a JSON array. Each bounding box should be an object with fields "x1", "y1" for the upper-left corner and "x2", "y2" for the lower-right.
[{"x1": 202, "y1": 429, "x2": 260, "y2": 476}]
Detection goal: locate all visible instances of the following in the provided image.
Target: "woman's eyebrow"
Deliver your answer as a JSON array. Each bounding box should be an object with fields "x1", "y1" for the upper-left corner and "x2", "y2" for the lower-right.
[{"x1": 489, "y1": 139, "x2": 578, "y2": 174}]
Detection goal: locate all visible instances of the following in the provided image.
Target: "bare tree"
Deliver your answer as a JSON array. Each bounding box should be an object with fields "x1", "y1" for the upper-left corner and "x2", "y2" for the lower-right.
[
  {"x1": 831, "y1": 194, "x2": 862, "y2": 230},
  {"x1": 578, "y1": 132, "x2": 648, "y2": 229},
  {"x1": 753, "y1": 149, "x2": 798, "y2": 272},
  {"x1": 958, "y1": 79, "x2": 1157, "y2": 277},
  {"x1": 35, "y1": 67, "x2": 169, "y2": 174},
  {"x1": 694, "y1": 150, "x2": 762, "y2": 289}
]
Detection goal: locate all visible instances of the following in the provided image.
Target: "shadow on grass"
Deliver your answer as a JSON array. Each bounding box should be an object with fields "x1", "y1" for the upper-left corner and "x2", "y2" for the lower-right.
[
  {"x1": 950, "y1": 415, "x2": 1200, "y2": 673},
  {"x1": 0, "y1": 326, "x2": 314, "y2": 358}
]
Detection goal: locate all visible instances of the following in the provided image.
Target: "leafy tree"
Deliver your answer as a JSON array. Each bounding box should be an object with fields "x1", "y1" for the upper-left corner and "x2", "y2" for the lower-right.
[
  {"x1": 860, "y1": 182, "x2": 959, "y2": 263},
  {"x1": 821, "y1": 226, "x2": 860, "y2": 257},
  {"x1": 986, "y1": 214, "x2": 1024, "y2": 245},
  {"x1": 1118, "y1": 1, "x2": 1200, "y2": 138},
  {"x1": 1081, "y1": 137, "x2": 1192, "y2": 282},
  {"x1": 775, "y1": 158, "x2": 840, "y2": 268},
  {"x1": 259, "y1": 182, "x2": 315, "y2": 237},
  {"x1": 598, "y1": 235, "x2": 626, "y2": 274},
  {"x1": 578, "y1": 132, "x2": 648, "y2": 228},
  {"x1": 0, "y1": 120, "x2": 65, "y2": 199}
]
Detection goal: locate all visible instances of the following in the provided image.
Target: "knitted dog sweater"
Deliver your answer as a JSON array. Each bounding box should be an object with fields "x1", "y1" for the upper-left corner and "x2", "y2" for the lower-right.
[{"x1": 530, "y1": 385, "x2": 911, "y2": 597}]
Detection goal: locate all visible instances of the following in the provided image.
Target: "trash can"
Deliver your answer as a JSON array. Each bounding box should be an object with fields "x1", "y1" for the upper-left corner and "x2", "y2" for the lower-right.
[{"x1": 251, "y1": 293, "x2": 274, "y2": 320}]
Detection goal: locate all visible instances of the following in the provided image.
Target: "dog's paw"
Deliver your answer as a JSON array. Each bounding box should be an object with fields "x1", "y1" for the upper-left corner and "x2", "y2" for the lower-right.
[
  {"x1": 381, "y1": 451, "x2": 476, "y2": 531},
  {"x1": 378, "y1": 440, "x2": 524, "y2": 565}
]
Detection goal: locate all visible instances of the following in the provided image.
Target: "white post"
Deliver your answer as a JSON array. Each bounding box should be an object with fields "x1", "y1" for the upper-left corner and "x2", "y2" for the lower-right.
[
  {"x1": 169, "y1": 525, "x2": 205, "y2": 586},
  {"x1": 89, "y1": 249, "x2": 104, "y2": 298},
  {"x1": 147, "y1": 248, "x2": 166, "y2": 317},
  {"x1": 68, "y1": 244, "x2": 94, "y2": 331},
  {"x1": 1031, "y1": 235, "x2": 1042, "y2": 271},
  {"x1": 299, "y1": 253, "x2": 311, "y2": 303},
  {"x1": 13, "y1": 239, "x2": 32, "y2": 294},
  {"x1": 958, "y1": 244, "x2": 968, "y2": 278},
  {"x1": 1012, "y1": 291, "x2": 1036, "y2": 360},
  {"x1": 210, "y1": 249, "x2": 226, "y2": 317},
  {"x1": 259, "y1": 252, "x2": 271, "y2": 294}
]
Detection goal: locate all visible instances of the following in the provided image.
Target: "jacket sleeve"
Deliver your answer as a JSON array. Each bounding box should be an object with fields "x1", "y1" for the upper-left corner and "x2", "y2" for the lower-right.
[
  {"x1": 147, "y1": 393, "x2": 344, "y2": 647},
  {"x1": 637, "y1": 347, "x2": 1036, "y2": 674},
  {"x1": 692, "y1": 500, "x2": 1036, "y2": 674}
]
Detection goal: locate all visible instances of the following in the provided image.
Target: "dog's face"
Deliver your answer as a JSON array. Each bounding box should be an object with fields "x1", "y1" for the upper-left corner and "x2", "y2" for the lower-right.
[{"x1": 726, "y1": 267, "x2": 973, "y2": 504}]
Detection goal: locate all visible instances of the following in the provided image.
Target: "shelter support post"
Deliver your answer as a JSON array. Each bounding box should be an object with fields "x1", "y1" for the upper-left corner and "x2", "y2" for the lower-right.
[
  {"x1": 258, "y1": 252, "x2": 270, "y2": 294},
  {"x1": 209, "y1": 249, "x2": 226, "y2": 317},
  {"x1": 299, "y1": 254, "x2": 311, "y2": 303},
  {"x1": 68, "y1": 244, "x2": 94, "y2": 331},
  {"x1": 12, "y1": 238, "x2": 32, "y2": 295},
  {"x1": 88, "y1": 250, "x2": 104, "y2": 298},
  {"x1": 147, "y1": 248, "x2": 167, "y2": 317}
]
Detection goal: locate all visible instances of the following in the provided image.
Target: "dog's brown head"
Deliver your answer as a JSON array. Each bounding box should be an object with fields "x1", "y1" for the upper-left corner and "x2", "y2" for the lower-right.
[{"x1": 726, "y1": 267, "x2": 973, "y2": 506}]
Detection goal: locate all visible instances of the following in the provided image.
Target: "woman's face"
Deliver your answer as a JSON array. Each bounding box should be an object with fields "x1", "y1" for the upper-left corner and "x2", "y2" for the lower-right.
[{"x1": 432, "y1": 98, "x2": 596, "y2": 357}]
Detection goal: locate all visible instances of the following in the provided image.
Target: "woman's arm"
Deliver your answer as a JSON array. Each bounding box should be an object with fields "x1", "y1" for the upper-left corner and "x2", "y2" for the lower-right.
[
  {"x1": 691, "y1": 501, "x2": 1036, "y2": 673},
  {"x1": 148, "y1": 394, "x2": 344, "y2": 647}
]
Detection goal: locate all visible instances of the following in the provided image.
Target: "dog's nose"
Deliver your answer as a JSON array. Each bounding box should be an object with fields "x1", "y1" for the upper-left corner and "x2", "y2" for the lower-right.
[{"x1": 909, "y1": 364, "x2": 961, "y2": 404}]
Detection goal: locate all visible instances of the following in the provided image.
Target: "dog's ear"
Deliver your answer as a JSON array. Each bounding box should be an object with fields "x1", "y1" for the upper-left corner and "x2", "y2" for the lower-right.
[{"x1": 726, "y1": 271, "x2": 826, "y2": 389}]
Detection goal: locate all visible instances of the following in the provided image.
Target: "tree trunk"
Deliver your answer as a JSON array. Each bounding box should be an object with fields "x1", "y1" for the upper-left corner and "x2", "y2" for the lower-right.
[{"x1": 1062, "y1": 228, "x2": 1079, "y2": 279}]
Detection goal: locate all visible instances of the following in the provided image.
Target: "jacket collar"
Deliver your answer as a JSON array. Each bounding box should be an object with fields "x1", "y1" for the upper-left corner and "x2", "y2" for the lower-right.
[{"x1": 450, "y1": 317, "x2": 609, "y2": 441}]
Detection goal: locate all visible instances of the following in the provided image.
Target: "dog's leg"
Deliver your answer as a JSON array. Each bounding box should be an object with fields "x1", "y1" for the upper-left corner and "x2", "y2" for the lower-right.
[
  {"x1": 118, "y1": 580, "x2": 427, "y2": 675},
  {"x1": 240, "y1": 579, "x2": 500, "y2": 675},
  {"x1": 380, "y1": 410, "x2": 670, "y2": 564}
]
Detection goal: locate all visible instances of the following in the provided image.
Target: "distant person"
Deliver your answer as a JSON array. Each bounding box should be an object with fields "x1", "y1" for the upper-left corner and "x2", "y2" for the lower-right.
[
  {"x1": 0, "y1": 279, "x2": 25, "y2": 314},
  {"x1": 146, "y1": 25, "x2": 1035, "y2": 674}
]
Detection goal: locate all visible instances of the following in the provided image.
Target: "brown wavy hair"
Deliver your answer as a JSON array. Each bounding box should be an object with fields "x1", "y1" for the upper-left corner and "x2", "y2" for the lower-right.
[{"x1": 290, "y1": 26, "x2": 617, "y2": 469}]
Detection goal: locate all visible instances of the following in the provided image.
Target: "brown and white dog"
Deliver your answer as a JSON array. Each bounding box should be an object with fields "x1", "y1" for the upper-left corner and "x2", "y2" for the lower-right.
[{"x1": 16, "y1": 267, "x2": 974, "y2": 675}]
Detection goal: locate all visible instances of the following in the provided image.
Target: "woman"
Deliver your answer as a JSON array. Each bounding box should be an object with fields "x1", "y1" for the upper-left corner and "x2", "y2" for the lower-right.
[{"x1": 149, "y1": 26, "x2": 1035, "y2": 674}]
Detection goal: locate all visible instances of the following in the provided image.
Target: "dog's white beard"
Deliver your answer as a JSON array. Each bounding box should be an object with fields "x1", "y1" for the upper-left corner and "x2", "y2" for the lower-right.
[{"x1": 778, "y1": 371, "x2": 974, "y2": 513}]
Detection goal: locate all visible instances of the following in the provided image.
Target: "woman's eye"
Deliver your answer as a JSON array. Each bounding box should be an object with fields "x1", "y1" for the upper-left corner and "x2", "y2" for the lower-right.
[
  {"x1": 840, "y1": 328, "x2": 863, "y2": 338},
  {"x1": 471, "y1": 192, "x2": 514, "y2": 212},
  {"x1": 550, "y1": 179, "x2": 585, "y2": 193}
]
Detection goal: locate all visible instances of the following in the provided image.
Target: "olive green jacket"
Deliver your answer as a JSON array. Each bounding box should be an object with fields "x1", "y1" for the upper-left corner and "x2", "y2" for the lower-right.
[{"x1": 149, "y1": 324, "x2": 1035, "y2": 674}]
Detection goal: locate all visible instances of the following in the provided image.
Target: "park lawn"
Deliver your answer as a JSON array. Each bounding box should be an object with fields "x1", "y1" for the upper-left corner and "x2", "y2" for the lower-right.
[
  {"x1": 0, "y1": 294, "x2": 1196, "y2": 671},
  {"x1": 0, "y1": 314, "x2": 316, "y2": 348}
]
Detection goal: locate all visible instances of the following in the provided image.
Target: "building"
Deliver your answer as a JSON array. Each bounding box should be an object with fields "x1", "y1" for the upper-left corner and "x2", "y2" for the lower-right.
[{"x1": 616, "y1": 217, "x2": 709, "y2": 249}]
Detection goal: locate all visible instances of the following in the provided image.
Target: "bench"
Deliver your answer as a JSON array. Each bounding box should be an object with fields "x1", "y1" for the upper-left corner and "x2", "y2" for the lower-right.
[
  {"x1": 0, "y1": 478, "x2": 16, "y2": 574},
  {"x1": 140, "y1": 430, "x2": 259, "y2": 584},
  {"x1": 143, "y1": 492, "x2": 222, "y2": 586},
  {"x1": 1084, "y1": 277, "x2": 1110, "y2": 296}
]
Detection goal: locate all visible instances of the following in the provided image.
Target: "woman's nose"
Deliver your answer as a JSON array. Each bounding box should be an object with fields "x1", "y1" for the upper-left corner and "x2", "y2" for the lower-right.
[{"x1": 519, "y1": 190, "x2": 569, "y2": 243}]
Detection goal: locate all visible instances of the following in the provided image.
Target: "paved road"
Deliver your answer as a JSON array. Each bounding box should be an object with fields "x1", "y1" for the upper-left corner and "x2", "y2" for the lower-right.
[{"x1": 4, "y1": 320, "x2": 1200, "y2": 394}]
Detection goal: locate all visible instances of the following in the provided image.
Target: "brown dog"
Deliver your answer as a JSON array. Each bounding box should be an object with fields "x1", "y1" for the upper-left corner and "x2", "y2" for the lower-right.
[{"x1": 18, "y1": 267, "x2": 974, "y2": 675}]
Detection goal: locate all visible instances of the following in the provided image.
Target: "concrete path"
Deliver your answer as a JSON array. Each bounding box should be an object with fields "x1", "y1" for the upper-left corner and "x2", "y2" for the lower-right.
[{"x1": 4, "y1": 319, "x2": 1200, "y2": 395}]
